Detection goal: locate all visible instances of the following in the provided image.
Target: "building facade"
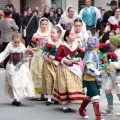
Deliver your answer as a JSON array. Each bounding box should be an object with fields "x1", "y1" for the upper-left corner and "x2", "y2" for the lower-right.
[{"x1": 0, "y1": 0, "x2": 119, "y2": 14}]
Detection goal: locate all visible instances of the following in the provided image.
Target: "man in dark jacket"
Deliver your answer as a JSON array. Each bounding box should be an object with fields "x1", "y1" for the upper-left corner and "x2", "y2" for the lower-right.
[
  {"x1": 5, "y1": 3, "x2": 21, "y2": 32},
  {"x1": 22, "y1": 7, "x2": 38, "y2": 47},
  {"x1": 102, "y1": 1, "x2": 117, "y2": 28}
]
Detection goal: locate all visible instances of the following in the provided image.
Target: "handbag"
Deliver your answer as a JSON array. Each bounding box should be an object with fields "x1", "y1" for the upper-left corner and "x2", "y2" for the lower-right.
[{"x1": 23, "y1": 15, "x2": 34, "y2": 37}]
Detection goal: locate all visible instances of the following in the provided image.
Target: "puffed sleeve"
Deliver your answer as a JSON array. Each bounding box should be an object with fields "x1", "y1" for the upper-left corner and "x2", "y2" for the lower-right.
[{"x1": 55, "y1": 45, "x2": 64, "y2": 62}]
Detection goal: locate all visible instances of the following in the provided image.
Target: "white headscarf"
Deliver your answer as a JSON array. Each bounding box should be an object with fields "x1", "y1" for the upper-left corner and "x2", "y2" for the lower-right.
[
  {"x1": 36, "y1": 17, "x2": 53, "y2": 36},
  {"x1": 61, "y1": 5, "x2": 78, "y2": 19}
]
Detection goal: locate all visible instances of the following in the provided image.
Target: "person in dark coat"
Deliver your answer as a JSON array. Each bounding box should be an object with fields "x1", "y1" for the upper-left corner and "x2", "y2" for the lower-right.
[
  {"x1": 102, "y1": 1, "x2": 117, "y2": 28},
  {"x1": 5, "y1": 3, "x2": 21, "y2": 32},
  {"x1": 22, "y1": 7, "x2": 38, "y2": 47}
]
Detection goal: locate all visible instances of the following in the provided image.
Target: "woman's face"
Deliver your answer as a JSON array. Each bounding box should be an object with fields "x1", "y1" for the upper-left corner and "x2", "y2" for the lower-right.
[
  {"x1": 57, "y1": 9, "x2": 62, "y2": 15},
  {"x1": 109, "y1": 32, "x2": 114, "y2": 39},
  {"x1": 74, "y1": 21, "x2": 83, "y2": 33},
  {"x1": 110, "y1": 43, "x2": 117, "y2": 50},
  {"x1": 44, "y1": 7, "x2": 50, "y2": 14},
  {"x1": 68, "y1": 7, "x2": 74, "y2": 18},
  {"x1": 115, "y1": 8, "x2": 120, "y2": 17},
  {"x1": 13, "y1": 38, "x2": 21, "y2": 47},
  {"x1": 40, "y1": 20, "x2": 48, "y2": 31}
]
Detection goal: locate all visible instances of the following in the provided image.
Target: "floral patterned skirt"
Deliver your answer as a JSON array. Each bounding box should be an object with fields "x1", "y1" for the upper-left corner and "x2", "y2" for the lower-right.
[
  {"x1": 53, "y1": 64, "x2": 84, "y2": 105},
  {"x1": 41, "y1": 60, "x2": 57, "y2": 95},
  {"x1": 29, "y1": 50, "x2": 43, "y2": 94}
]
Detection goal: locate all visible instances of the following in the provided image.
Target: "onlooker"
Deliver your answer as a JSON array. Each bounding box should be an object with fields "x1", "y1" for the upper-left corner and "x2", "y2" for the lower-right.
[
  {"x1": 22, "y1": 7, "x2": 38, "y2": 47},
  {"x1": 79, "y1": 0, "x2": 101, "y2": 35},
  {"x1": 33, "y1": 10, "x2": 41, "y2": 21},
  {"x1": 102, "y1": 1, "x2": 117, "y2": 28},
  {"x1": 5, "y1": 3, "x2": 21, "y2": 32},
  {"x1": 0, "y1": 8, "x2": 18, "y2": 68},
  {"x1": 56, "y1": 7, "x2": 63, "y2": 23},
  {"x1": 96, "y1": 9, "x2": 106, "y2": 32},
  {"x1": 0, "y1": 10, "x2": 4, "y2": 20}
]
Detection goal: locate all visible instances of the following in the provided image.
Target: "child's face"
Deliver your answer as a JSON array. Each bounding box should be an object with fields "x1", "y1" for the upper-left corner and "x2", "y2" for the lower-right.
[
  {"x1": 74, "y1": 22, "x2": 82, "y2": 33},
  {"x1": 13, "y1": 38, "x2": 21, "y2": 47},
  {"x1": 109, "y1": 32, "x2": 114, "y2": 39},
  {"x1": 66, "y1": 31, "x2": 76, "y2": 42},
  {"x1": 50, "y1": 28, "x2": 60, "y2": 41},
  {"x1": 40, "y1": 21, "x2": 48, "y2": 31}
]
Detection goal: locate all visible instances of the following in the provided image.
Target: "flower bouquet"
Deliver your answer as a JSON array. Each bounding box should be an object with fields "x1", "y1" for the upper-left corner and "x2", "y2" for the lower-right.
[
  {"x1": 15, "y1": 50, "x2": 34, "y2": 71},
  {"x1": 29, "y1": 39, "x2": 39, "y2": 48},
  {"x1": 99, "y1": 43, "x2": 110, "y2": 60},
  {"x1": 75, "y1": 46, "x2": 85, "y2": 59},
  {"x1": 41, "y1": 43, "x2": 57, "y2": 56}
]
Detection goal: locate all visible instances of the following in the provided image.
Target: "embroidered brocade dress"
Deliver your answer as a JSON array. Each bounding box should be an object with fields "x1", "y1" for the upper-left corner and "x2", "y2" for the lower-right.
[
  {"x1": 41, "y1": 40, "x2": 62, "y2": 95},
  {"x1": 0, "y1": 42, "x2": 35, "y2": 100},
  {"x1": 53, "y1": 42, "x2": 84, "y2": 105},
  {"x1": 29, "y1": 33, "x2": 50, "y2": 94}
]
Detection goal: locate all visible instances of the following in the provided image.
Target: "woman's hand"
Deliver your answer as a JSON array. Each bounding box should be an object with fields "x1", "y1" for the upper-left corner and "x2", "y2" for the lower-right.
[
  {"x1": 100, "y1": 70, "x2": 105, "y2": 75},
  {"x1": 43, "y1": 55, "x2": 52, "y2": 63},
  {"x1": 49, "y1": 55, "x2": 55, "y2": 60},
  {"x1": 72, "y1": 58, "x2": 80, "y2": 63},
  {"x1": 22, "y1": 58, "x2": 28, "y2": 63},
  {"x1": 32, "y1": 47, "x2": 39, "y2": 51},
  {"x1": 63, "y1": 58, "x2": 73, "y2": 66}
]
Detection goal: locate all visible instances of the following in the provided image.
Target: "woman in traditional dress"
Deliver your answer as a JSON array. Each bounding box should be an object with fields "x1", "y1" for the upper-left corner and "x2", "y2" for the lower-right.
[
  {"x1": 42, "y1": 26, "x2": 62, "y2": 105},
  {"x1": 59, "y1": 5, "x2": 78, "y2": 30},
  {"x1": 53, "y1": 29, "x2": 84, "y2": 112},
  {"x1": 0, "y1": 33, "x2": 35, "y2": 106},
  {"x1": 104, "y1": 7, "x2": 120, "y2": 35},
  {"x1": 29, "y1": 18, "x2": 52, "y2": 100}
]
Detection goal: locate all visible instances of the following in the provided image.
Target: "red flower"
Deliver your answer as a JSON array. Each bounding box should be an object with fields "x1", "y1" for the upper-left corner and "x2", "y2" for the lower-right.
[
  {"x1": 99, "y1": 43, "x2": 107, "y2": 49},
  {"x1": 46, "y1": 44, "x2": 54, "y2": 49},
  {"x1": 29, "y1": 50, "x2": 34, "y2": 57},
  {"x1": 108, "y1": 52, "x2": 117, "y2": 59},
  {"x1": 32, "y1": 39, "x2": 39, "y2": 44}
]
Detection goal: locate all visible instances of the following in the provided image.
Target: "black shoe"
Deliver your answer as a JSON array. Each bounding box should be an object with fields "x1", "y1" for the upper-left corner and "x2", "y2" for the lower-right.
[
  {"x1": 15, "y1": 101, "x2": 21, "y2": 106},
  {"x1": 68, "y1": 108, "x2": 72, "y2": 112},
  {"x1": 12, "y1": 101, "x2": 17, "y2": 105},
  {"x1": 46, "y1": 101, "x2": 51, "y2": 106},
  {"x1": 63, "y1": 109, "x2": 70, "y2": 113},
  {"x1": 54, "y1": 101, "x2": 59, "y2": 104}
]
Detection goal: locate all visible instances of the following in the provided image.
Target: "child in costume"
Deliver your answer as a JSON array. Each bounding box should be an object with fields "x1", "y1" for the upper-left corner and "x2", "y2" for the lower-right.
[
  {"x1": 42, "y1": 26, "x2": 62, "y2": 105},
  {"x1": 29, "y1": 18, "x2": 52, "y2": 100},
  {"x1": 0, "y1": 33, "x2": 35, "y2": 106},
  {"x1": 101, "y1": 35, "x2": 120, "y2": 116},
  {"x1": 73, "y1": 18, "x2": 89, "y2": 50},
  {"x1": 53, "y1": 29, "x2": 84, "y2": 113},
  {"x1": 78, "y1": 37, "x2": 105, "y2": 120}
]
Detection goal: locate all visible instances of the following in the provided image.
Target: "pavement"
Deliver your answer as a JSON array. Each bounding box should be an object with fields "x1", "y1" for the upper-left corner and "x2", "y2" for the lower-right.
[{"x1": 0, "y1": 68, "x2": 120, "y2": 120}]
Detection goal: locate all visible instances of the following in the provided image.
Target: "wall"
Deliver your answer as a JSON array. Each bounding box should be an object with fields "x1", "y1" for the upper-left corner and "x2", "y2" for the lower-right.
[{"x1": 66, "y1": 0, "x2": 78, "y2": 12}]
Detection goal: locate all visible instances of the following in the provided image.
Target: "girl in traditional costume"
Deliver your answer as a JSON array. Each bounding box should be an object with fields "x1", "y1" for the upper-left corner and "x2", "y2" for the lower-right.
[
  {"x1": 101, "y1": 35, "x2": 120, "y2": 116},
  {"x1": 53, "y1": 29, "x2": 84, "y2": 113},
  {"x1": 0, "y1": 33, "x2": 35, "y2": 106},
  {"x1": 29, "y1": 18, "x2": 52, "y2": 100},
  {"x1": 78, "y1": 37, "x2": 105, "y2": 120},
  {"x1": 73, "y1": 18, "x2": 89, "y2": 50},
  {"x1": 42, "y1": 26, "x2": 62, "y2": 105}
]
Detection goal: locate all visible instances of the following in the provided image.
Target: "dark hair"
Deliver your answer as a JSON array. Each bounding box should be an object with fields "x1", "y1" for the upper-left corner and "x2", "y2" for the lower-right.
[
  {"x1": 26, "y1": 7, "x2": 32, "y2": 11},
  {"x1": 101, "y1": 9, "x2": 106, "y2": 12},
  {"x1": 63, "y1": 29, "x2": 71, "y2": 41},
  {"x1": 33, "y1": 10, "x2": 38, "y2": 15},
  {"x1": 12, "y1": 32, "x2": 22, "y2": 41},
  {"x1": 5, "y1": 3, "x2": 14, "y2": 9},
  {"x1": 40, "y1": 18, "x2": 48, "y2": 24},
  {"x1": 4, "y1": 8, "x2": 12, "y2": 16},
  {"x1": 52, "y1": 26, "x2": 62, "y2": 35},
  {"x1": 68, "y1": 6, "x2": 74, "y2": 12},
  {"x1": 56, "y1": 7, "x2": 63, "y2": 15},
  {"x1": 74, "y1": 18, "x2": 83, "y2": 23}
]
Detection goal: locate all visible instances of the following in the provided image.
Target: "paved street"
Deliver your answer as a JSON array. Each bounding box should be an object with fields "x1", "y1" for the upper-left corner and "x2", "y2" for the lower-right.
[{"x1": 0, "y1": 68, "x2": 120, "y2": 120}]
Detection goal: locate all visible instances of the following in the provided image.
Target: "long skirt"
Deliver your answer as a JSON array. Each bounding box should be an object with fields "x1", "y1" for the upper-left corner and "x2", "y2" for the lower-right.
[
  {"x1": 53, "y1": 64, "x2": 84, "y2": 105},
  {"x1": 41, "y1": 60, "x2": 57, "y2": 94},
  {"x1": 5, "y1": 62, "x2": 35, "y2": 101},
  {"x1": 29, "y1": 50, "x2": 43, "y2": 94}
]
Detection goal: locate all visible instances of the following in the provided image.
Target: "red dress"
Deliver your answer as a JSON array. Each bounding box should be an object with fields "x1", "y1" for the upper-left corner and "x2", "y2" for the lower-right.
[{"x1": 53, "y1": 44, "x2": 84, "y2": 104}]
